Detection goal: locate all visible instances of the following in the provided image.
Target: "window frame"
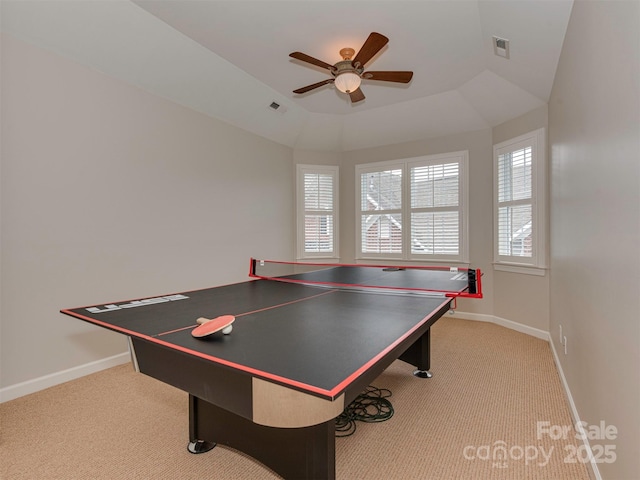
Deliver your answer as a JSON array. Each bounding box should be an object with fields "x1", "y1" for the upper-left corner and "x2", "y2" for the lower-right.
[
  {"x1": 493, "y1": 128, "x2": 547, "y2": 274},
  {"x1": 355, "y1": 151, "x2": 469, "y2": 263},
  {"x1": 296, "y1": 164, "x2": 339, "y2": 260}
]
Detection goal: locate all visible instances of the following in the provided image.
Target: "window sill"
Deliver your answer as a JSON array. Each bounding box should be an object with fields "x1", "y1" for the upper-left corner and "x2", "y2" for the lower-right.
[
  {"x1": 357, "y1": 256, "x2": 470, "y2": 267},
  {"x1": 297, "y1": 256, "x2": 340, "y2": 262},
  {"x1": 493, "y1": 263, "x2": 547, "y2": 276}
]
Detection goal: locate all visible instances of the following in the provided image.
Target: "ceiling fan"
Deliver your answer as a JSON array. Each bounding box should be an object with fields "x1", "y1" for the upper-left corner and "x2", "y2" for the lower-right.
[{"x1": 289, "y1": 32, "x2": 413, "y2": 103}]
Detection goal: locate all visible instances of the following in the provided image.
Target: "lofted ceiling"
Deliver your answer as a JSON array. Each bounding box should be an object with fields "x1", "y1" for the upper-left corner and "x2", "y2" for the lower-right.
[{"x1": 2, "y1": 0, "x2": 573, "y2": 152}]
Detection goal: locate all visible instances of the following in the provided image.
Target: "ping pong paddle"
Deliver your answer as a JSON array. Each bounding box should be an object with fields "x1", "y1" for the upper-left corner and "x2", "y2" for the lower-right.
[{"x1": 191, "y1": 315, "x2": 235, "y2": 338}]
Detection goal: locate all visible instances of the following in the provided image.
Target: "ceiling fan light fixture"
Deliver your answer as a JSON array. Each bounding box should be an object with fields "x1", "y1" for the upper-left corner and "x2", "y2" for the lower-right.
[
  {"x1": 290, "y1": 32, "x2": 409, "y2": 103},
  {"x1": 334, "y1": 72, "x2": 361, "y2": 94}
]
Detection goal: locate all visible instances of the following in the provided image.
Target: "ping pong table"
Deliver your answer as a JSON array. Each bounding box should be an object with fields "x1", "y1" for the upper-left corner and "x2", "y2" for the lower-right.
[{"x1": 61, "y1": 259, "x2": 481, "y2": 479}]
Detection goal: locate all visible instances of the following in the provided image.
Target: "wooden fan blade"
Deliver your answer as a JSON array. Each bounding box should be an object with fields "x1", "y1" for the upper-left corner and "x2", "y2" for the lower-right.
[
  {"x1": 289, "y1": 52, "x2": 335, "y2": 71},
  {"x1": 349, "y1": 88, "x2": 365, "y2": 103},
  {"x1": 363, "y1": 71, "x2": 414, "y2": 83},
  {"x1": 352, "y1": 32, "x2": 389, "y2": 67},
  {"x1": 293, "y1": 79, "x2": 334, "y2": 94}
]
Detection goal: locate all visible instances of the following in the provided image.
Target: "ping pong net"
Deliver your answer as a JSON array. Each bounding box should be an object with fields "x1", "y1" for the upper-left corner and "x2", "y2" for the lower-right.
[{"x1": 249, "y1": 259, "x2": 482, "y2": 299}]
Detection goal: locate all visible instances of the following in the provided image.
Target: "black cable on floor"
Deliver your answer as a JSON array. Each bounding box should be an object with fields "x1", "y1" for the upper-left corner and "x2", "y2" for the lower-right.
[{"x1": 335, "y1": 385, "x2": 393, "y2": 437}]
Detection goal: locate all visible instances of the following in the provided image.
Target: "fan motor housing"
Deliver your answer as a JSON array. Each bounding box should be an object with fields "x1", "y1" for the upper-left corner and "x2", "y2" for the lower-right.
[{"x1": 331, "y1": 60, "x2": 363, "y2": 78}]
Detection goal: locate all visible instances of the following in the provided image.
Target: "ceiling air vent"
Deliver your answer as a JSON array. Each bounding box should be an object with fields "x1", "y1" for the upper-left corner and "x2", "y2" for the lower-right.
[
  {"x1": 268, "y1": 101, "x2": 288, "y2": 114},
  {"x1": 493, "y1": 36, "x2": 510, "y2": 59}
]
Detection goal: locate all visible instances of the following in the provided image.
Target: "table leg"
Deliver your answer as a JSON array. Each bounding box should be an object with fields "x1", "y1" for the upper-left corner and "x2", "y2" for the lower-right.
[
  {"x1": 399, "y1": 328, "x2": 433, "y2": 377},
  {"x1": 188, "y1": 395, "x2": 216, "y2": 453}
]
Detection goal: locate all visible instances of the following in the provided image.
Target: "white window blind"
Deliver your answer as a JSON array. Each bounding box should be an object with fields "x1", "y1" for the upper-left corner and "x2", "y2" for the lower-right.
[
  {"x1": 410, "y1": 162, "x2": 460, "y2": 256},
  {"x1": 497, "y1": 147, "x2": 532, "y2": 257},
  {"x1": 360, "y1": 168, "x2": 403, "y2": 254},
  {"x1": 493, "y1": 129, "x2": 546, "y2": 272},
  {"x1": 356, "y1": 152, "x2": 468, "y2": 262},
  {"x1": 297, "y1": 165, "x2": 338, "y2": 259}
]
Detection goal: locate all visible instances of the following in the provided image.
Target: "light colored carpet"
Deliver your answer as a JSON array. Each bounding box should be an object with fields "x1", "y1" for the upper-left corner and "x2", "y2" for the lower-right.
[{"x1": 1, "y1": 318, "x2": 589, "y2": 479}]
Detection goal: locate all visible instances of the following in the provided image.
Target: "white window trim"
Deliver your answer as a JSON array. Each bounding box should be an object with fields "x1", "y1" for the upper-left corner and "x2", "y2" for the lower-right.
[
  {"x1": 493, "y1": 128, "x2": 547, "y2": 274},
  {"x1": 296, "y1": 164, "x2": 339, "y2": 260},
  {"x1": 355, "y1": 151, "x2": 469, "y2": 263}
]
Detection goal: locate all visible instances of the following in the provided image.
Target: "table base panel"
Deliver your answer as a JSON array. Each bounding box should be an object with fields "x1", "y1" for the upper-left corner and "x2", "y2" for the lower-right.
[{"x1": 189, "y1": 394, "x2": 336, "y2": 480}]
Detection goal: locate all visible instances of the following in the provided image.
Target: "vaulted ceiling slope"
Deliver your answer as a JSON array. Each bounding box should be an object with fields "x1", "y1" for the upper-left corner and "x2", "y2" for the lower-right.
[{"x1": 2, "y1": 0, "x2": 573, "y2": 152}]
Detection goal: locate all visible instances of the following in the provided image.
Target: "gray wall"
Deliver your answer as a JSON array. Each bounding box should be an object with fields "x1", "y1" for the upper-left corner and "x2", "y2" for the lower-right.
[
  {"x1": 548, "y1": 1, "x2": 640, "y2": 478},
  {"x1": 1, "y1": 35, "x2": 294, "y2": 388}
]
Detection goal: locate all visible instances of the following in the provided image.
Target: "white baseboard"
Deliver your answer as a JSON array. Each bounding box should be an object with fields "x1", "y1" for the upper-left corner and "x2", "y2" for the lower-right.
[
  {"x1": 548, "y1": 339, "x2": 602, "y2": 480},
  {"x1": 449, "y1": 311, "x2": 550, "y2": 341},
  {"x1": 0, "y1": 352, "x2": 130, "y2": 404}
]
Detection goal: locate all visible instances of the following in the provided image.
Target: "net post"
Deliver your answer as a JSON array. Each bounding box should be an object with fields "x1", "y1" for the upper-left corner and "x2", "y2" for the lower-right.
[
  {"x1": 467, "y1": 269, "x2": 477, "y2": 294},
  {"x1": 475, "y1": 269, "x2": 483, "y2": 297},
  {"x1": 465, "y1": 268, "x2": 483, "y2": 298}
]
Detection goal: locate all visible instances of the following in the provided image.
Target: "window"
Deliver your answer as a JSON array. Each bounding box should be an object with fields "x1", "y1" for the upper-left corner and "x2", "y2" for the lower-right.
[
  {"x1": 359, "y1": 167, "x2": 403, "y2": 255},
  {"x1": 296, "y1": 165, "x2": 338, "y2": 259},
  {"x1": 410, "y1": 161, "x2": 462, "y2": 257},
  {"x1": 356, "y1": 151, "x2": 469, "y2": 262},
  {"x1": 493, "y1": 128, "x2": 546, "y2": 273}
]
